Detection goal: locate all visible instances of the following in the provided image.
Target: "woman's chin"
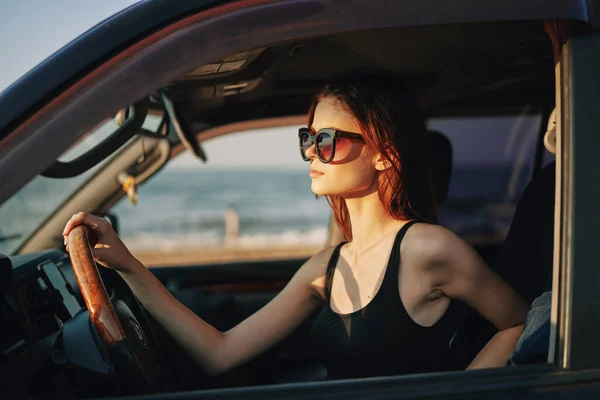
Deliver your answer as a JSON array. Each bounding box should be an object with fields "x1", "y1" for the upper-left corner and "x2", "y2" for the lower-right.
[
  {"x1": 310, "y1": 182, "x2": 329, "y2": 197},
  {"x1": 311, "y1": 184, "x2": 343, "y2": 198}
]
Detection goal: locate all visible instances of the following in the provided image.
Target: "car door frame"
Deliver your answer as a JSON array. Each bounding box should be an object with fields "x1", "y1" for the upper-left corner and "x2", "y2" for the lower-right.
[{"x1": 551, "y1": 29, "x2": 600, "y2": 371}]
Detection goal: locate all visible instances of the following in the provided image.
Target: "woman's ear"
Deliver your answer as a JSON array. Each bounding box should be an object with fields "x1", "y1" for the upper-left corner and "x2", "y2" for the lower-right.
[{"x1": 374, "y1": 154, "x2": 392, "y2": 171}]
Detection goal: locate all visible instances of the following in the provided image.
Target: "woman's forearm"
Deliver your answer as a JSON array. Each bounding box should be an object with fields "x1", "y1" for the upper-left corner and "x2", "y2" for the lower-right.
[
  {"x1": 118, "y1": 260, "x2": 228, "y2": 375},
  {"x1": 467, "y1": 324, "x2": 524, "y2": 369}
]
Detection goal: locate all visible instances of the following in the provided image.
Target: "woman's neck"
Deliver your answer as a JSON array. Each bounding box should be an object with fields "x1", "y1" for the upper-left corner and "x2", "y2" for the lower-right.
[{"x1": 345, "y1": 191, "x2": 404, "y2": 251}]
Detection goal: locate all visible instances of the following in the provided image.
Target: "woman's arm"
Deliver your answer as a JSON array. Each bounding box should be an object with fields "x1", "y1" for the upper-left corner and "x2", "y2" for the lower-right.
[
  {"x1": 120, "y1": 257, "x2": 324, "y2": 375},
  {"x1": 423, "y1": 225, "x2": 530, "y2": 369},
  {"x1": 64, "y1": 212, "x2": 328, "y2": 376}
]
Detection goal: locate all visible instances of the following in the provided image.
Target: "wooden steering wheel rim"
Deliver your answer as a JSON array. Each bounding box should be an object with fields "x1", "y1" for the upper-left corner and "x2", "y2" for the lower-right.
[{"x1": 68, "y1": 225, "x2": 126, "y2": 346}]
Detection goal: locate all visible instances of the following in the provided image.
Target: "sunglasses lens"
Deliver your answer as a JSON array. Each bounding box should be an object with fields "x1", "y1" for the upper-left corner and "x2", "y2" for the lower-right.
[
  {"x1": 333, "y1": 137, "x2": 353, "y2": 160},
  {"x1": 316, "y1": 132, "x2": 334, "y2": 162}
]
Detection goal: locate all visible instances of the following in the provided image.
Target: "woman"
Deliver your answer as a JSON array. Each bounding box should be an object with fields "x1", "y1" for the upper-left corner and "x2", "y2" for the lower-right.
[{"x1": 63, "y1": 71, "x2": 529, "y2": 379}]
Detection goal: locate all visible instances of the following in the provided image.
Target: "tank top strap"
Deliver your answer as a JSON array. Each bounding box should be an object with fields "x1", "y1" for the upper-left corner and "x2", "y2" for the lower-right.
[
  {"x1": 325, "y1": 241, "x2": 347, "y2": 302},
  {"x1": 385, "y1": 219, "x2": 427, "y2": 281}
]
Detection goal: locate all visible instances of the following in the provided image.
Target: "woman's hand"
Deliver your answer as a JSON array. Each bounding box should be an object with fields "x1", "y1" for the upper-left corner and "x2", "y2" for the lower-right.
[{"x1": 63, "y1": 212, "x2": 139, "y2": 273}]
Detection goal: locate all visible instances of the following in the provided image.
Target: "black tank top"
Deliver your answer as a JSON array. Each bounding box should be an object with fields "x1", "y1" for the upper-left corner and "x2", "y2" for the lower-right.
[{"x1": 310, "y1": 220, "x2": 460, "y2": 379}]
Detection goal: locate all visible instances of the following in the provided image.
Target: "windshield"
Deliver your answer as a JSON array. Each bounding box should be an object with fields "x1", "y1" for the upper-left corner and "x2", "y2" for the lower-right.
[
  {"x1": 0, "y1": 112, "x2": 163, "y2": 255},
  {"x1": 0, "y1": 118, "x2": 123, "y2": 254}
]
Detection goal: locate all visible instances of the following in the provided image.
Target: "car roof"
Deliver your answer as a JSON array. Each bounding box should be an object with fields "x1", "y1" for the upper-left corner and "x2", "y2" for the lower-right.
[{"x1": 0, "y1": 0, "x2": 598, "y2": 139}]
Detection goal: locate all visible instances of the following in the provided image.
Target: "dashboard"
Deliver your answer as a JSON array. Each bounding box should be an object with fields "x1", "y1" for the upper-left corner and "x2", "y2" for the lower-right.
[
  {"x1": 1, "y1": 250, "x2": 83, "y2": 361},
  {"x1": 0, "y1": 250, "x2": 136, "y2": 398},
  {"x1": 0, "y1": 247, "x2": 180, "y2": 398}
]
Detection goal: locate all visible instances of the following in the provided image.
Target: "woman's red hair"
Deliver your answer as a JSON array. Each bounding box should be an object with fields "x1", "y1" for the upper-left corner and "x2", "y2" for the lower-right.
[{"x1": 307, "y1": 71, "x2": 437, "y2": 240}]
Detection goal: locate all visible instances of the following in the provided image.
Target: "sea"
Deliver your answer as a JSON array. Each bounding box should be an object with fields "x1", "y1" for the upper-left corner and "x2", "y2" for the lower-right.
[
  {"x1": 0, "y1": 166, "x2": 533, "y2": 255},
  {"x1": 111, "y1": 168, "x2": 332, "y2": 251}
]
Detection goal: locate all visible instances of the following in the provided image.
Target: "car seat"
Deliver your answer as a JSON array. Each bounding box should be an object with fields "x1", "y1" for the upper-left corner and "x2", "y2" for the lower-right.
[{"x1": 447, "y1": 109, "x2": 557, "y2": 369}]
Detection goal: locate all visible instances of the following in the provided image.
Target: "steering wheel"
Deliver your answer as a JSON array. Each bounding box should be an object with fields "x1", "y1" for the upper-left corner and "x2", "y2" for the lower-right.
[{"x1": 67, "y1": 225, "x2": 164, "y2": 393}]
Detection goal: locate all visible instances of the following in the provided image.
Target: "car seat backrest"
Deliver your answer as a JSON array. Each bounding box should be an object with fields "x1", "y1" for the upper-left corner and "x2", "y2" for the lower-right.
[
  {"x1": 447, "y1": 109, "x2": 557, "y2": 368},
  {"x1": 429, "y1": 130, "x2": 453, "y2": 207},
  {"x1": 494, "y1": 107, "x2": 557, "y2": 300},
  {"x1": 493, "y1": 161, "x2": 555, "y2": 302}
]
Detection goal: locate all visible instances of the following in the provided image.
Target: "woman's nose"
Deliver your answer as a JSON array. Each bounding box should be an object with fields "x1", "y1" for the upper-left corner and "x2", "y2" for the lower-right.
[{"x1": 305, "y1": 143, "x2": 318, "y2": 159}]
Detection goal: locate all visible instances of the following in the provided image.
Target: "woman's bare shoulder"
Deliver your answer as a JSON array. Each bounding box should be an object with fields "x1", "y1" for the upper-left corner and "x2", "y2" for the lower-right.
[
  {"x1": 295, "y1": 244, "x2": 339, "y2": 299},
  {"x1": 302, "y1": 244, "x2": 339, "y2": 275},
  {"x1": 402, "y1": 222, "x2": 454, "y2": 246},
  {"x1": 401, "y1": 222, "x2": 461, "y2": 263}
]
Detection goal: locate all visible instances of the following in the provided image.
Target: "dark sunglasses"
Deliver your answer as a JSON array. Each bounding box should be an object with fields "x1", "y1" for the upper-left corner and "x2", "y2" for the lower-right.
[{"x1": 298, "y1": 127, "x2": 365, "y2": 163}]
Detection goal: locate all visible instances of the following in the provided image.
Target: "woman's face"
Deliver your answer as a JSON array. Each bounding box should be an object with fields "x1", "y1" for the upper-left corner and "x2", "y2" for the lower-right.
[{"x1": 307, "y1": 97, "x2": 379, "y2": 198}]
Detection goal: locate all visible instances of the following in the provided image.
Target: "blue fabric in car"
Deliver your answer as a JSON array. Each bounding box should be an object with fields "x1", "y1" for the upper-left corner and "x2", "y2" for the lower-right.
[{"x1": 508, "y1": 291, "x2": 552, "y2": 365}]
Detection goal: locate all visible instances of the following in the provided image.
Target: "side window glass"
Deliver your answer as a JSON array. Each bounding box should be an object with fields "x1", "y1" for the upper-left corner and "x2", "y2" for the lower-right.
[
  {"x1": 428, "y1": 110, "x2": 542, "y2": 243},
  {"x1": 111, "y1": 126, "x2": 331, "y2": 265}
]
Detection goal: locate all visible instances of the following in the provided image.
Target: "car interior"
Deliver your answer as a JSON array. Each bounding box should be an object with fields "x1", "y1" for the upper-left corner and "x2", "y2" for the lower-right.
[{"x1": 0, "y1": 16, "x2": 576, "y2": 398}]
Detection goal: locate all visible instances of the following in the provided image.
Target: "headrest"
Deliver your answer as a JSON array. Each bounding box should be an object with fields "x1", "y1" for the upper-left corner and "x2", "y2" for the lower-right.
[
  {"x1": 544, "y1": 108, "x2": 556, "y2": 155},
  {"x1": 429, "y1": 130, "x2": 453, "y2": 206}
]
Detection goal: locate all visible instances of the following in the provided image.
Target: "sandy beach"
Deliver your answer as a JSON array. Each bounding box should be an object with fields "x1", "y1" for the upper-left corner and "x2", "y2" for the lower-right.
[{"x1": 133, "y1": 245, "x2": 323, "y2": 267}]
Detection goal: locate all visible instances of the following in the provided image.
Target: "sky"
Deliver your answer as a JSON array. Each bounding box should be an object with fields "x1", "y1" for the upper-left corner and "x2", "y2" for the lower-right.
[
  {"x1": 0, "y1": 0, "x2": 140, "y2": 93},
  {"x1": 0, "y1": 1, "x2": 545, "y2": 171},
  {"x1": 169, "y1": 126, "x2": 309, "y2": 170}
]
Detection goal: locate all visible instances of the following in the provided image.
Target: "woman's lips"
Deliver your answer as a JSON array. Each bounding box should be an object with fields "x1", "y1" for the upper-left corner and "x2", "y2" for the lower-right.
[{"x1": 309, "y1": 169, "x2": 324, "y2": 178}]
